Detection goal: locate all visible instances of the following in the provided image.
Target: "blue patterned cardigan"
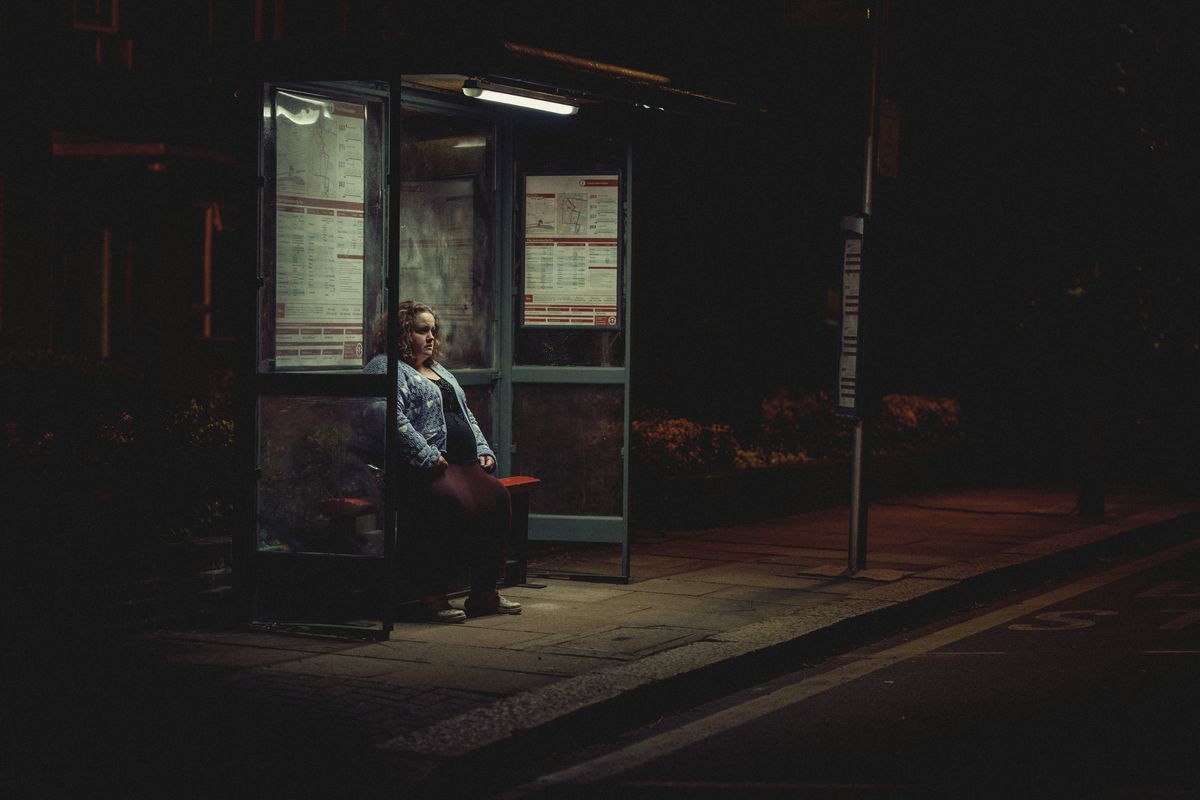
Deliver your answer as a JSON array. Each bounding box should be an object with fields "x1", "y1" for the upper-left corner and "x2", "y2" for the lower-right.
[{"x1": 363, "y1": 355, "x2": 495, "y2": 470}]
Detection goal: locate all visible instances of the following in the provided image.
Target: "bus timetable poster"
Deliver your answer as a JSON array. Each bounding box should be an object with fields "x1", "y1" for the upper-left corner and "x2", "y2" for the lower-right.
[{"x1": 522, "y1": 174, "x2": 620, "y2": 328}]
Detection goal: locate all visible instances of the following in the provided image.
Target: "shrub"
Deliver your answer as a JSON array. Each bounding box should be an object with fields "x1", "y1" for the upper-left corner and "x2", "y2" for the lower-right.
[
  {"x1": 630, "y1": 412, "x2": 740, "y2": 473},
  {"x1": 758, "y1": 387, "x2": 854, "y2": 461},
  {"x1": 1, "y1": 351, "x2": 237, "y2": 562},
  {"x1": 874, "y1": 394, "x2": 966, "y2": 456},
  {"x1": 733, "y1": 447, "x2": 810, "y2": 469},
  {"x1": 631, "y1": 389, "x2": 965, "y2": 474}
]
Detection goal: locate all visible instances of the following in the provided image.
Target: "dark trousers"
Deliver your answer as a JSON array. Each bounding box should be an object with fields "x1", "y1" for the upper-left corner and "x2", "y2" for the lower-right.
[{"x1": 402, "y1": 463, "x2": 511, "y2": 599}]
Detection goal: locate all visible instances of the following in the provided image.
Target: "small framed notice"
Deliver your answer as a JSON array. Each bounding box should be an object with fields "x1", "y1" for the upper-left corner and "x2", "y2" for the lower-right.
[
  {"x1": 837, "y1": 216, "x2": 865, "y2": 417},
  {"x1": 521, "y1": 173, "x2": 621, "y2": 328}
]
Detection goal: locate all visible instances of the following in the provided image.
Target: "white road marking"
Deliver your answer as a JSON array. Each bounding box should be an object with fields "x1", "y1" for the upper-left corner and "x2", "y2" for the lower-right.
[
  {"x1": 512, "y1": 537, "x2": 1200, "y2": 793},
  {"x1": 624, "y1": 780, "x2": 896, "y2": 791},
  {"x1": 1007, "y1": 609, "x2": 1118, "y2": 630},
  {"x1": 1158, "y1": 609, "x2": 1200, "y2": 630}
]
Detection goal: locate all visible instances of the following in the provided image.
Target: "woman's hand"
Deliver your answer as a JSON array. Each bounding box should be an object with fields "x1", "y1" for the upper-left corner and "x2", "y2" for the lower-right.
[
  {"x1": 434, "y1": 454, "x2": 449, "y2": 473},
  {"x1": 478, "y1": 454, "x2": 496, "y2": 472}
]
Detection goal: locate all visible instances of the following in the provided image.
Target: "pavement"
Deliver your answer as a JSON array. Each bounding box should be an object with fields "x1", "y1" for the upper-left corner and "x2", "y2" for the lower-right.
[{"x1": 11, "y1": 485, "x2": 1198, "y2": 797}]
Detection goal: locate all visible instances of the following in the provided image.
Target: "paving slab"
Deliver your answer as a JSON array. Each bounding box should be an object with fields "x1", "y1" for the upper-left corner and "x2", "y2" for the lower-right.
[{"x1": 610, "y1": 576, "x2": 728, "y2": 596}]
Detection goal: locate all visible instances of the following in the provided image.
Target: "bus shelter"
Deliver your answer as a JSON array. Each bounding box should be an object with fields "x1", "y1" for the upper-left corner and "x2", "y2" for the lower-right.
[{"x1": 241, "y1": 66, "x2": 644, "y2": 637}]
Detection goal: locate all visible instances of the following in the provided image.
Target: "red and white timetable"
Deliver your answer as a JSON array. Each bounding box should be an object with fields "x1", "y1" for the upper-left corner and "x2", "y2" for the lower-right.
[
  {"x1": 523, "y1": 174, "x2": 620, "y2": 327},
  {"x1": 274, "y1": 91, "x2": 367, "y2": 368}
]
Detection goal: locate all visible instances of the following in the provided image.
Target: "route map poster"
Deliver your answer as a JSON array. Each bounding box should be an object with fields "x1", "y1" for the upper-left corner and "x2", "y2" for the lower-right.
[
  {"x1": 273, "y1": 90, "x2": 367, "y2": 369},
  {"x1": 522, "y1": 174, "x2": 620, "y2": 328}
]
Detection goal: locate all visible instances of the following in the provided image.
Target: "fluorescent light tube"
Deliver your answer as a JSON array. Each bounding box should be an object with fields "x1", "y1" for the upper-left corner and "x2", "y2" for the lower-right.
[{"x1": 462, "y1": 80, "x2": 579, "y2": 115}]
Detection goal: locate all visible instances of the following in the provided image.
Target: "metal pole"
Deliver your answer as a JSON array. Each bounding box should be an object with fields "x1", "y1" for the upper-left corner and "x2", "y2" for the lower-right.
[
  {"x1": 849, "y1": 2, "x2": 883, "y2": 573},
  {"x1": 100, "y1": 226, "x2": 112, "y2": 359},
  {"x1": 848, "y1": 420, "x2": 868, "y2": 570},
  {"x1": 202, "y1": 205, "x2": 214, "y2": 338},
  {"x1": 862, "y1": 5, "x2": 880, "y2": 217},
  {"x1": 621, "y1": 139, "x2": 634, "y2": 583}
]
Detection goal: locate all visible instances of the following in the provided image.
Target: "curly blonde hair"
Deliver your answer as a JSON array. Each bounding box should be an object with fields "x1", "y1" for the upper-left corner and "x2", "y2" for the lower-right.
[{"x1": 395, "y1": 300, "x2": 442, "y2": 364}]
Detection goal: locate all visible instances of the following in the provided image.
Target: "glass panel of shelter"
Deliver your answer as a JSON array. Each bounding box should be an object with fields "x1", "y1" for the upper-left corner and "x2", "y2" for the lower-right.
[
  {"x1": 252, "y1": 82, "x2": 391, "y2": 632},
  {"x1": 396, "y1": 106, "x2": 497, "y2": 371},
  {"x1": 511, "y1": 125, "x2": 631, "y2": 581},
  {"x1": 390, "y1": 102, "x2": 500, "y2": 596}
]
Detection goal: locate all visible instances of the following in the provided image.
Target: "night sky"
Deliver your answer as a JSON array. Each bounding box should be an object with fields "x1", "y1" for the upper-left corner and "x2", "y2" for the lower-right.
[{"x1": 588, "y1": 2, "x2": 1200, "y2": 464}]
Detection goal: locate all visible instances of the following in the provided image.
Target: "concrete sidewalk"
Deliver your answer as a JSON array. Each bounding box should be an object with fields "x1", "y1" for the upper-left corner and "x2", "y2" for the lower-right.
[{"x1": 30, "y1": 486, "x2": 1198, "y2": 795}]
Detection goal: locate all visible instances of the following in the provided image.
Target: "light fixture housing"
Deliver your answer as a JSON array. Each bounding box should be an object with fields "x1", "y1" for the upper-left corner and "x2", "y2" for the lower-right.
[{"x1": 462, "y1": 78, "x2": 579, "y2": 116}]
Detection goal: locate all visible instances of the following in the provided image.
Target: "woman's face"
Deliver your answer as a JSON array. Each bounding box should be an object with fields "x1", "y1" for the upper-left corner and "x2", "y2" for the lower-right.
[{"x1": 405, "y1": 311, "x2": 437, "y2": 366}]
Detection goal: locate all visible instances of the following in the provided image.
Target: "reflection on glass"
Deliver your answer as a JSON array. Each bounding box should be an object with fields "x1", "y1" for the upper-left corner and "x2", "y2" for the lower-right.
[
  {"x1": 513, "y1": 384, "x2": 623, "y2": 516},
  {"x1": 515, "y1": 328, "x2": 625, "y2": 367},
  {"x1": 258, "y1": 396, "x2": 386, "y2": 555},
  {"x1": 398, "y1": 108, "x2": 495, "y2": 368}
]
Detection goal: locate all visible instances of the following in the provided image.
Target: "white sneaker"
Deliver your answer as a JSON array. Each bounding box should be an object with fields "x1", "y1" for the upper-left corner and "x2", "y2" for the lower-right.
[
  {"x1": 495, "y1": 595, "x2": 523, "y2": 615},
  {"x1": 426, "y1": 603, "x2": 467, "y2": 624}
]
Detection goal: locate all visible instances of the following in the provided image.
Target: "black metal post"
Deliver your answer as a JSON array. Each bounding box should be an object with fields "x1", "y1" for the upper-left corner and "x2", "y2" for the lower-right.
[{"x1": 847, "y1": 2, "x2": 884, "y2": 573}]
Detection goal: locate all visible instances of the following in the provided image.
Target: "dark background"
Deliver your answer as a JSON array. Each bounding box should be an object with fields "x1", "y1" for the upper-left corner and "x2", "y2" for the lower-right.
[
  {"x1": 627, "y1": 1, "x2": 1198, "y2": 487},
  {"x1": 2, "y1": 0, "x2": 1197, "y2": 486}
]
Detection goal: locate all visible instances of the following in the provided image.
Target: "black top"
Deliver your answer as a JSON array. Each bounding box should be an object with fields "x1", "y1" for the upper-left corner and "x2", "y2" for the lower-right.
[{"x1": 431, "y1": 377, "x2": 478, "y2": 465}]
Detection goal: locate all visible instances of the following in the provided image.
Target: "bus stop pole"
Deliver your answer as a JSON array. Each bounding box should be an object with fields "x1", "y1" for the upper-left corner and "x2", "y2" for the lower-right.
[{"x1": 848, "y1": 2, "x2": 884, "y2": 572}]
